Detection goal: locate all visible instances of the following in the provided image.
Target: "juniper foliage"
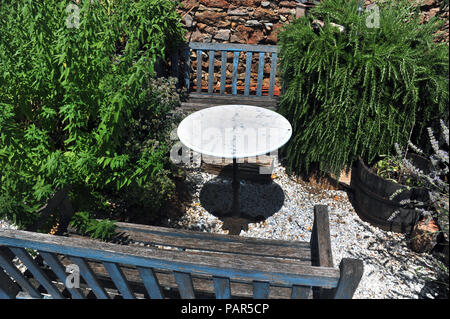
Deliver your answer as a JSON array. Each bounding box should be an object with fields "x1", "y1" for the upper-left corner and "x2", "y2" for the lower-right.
[{"x1": 278, "y1": 0, "x2": 449, "y2": 176}]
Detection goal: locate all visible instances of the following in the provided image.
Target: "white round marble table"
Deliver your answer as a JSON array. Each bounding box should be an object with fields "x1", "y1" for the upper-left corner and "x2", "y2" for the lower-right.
[{"x1": 177, "y1": 104, "x2": 292, "y2": 216}]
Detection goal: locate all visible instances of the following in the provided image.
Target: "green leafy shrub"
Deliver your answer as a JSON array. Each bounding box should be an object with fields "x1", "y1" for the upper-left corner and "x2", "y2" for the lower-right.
[
  {"x1": 71, "y1": 211, "x2": 117, "y2": 241},
  {"x1": 278, "y1": 0, "x2": 449, "y2": 176},
  {"x1": 0, "y1": 1, "x2": 185, "y2": 235}
]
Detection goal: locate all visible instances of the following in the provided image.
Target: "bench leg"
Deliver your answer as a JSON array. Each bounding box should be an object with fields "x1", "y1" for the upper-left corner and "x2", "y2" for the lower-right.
[
  {"x1": 332, "y1": 258, "x2": 364, "y2": 299},
  {"x1": 310, "y1": 206, "x2": 363, "y2": 299},
  {"x1": 231, "y1": 158, "x2": 240, "y2": 217},
  {"x1": 310, "y1": 205, "x2": 335, "y2": 298}
]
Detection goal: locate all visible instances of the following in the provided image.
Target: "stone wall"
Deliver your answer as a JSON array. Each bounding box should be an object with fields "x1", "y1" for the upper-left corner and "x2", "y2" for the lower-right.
[
  {"x1": 416, "y1": 0, "x2": 449, "y2": 44},
  {"x1": 176, "y1": 0, "x2": 314, "y2": 94},
  {"x1": 177, "y1": 0, "x2": 312, "y2": 45},
  {"x1": 175, "y1": 0, "x2": 448, "y2": 95},
  {"x1": 176, "y1": 0, "x2": 449, "y2": 45}
]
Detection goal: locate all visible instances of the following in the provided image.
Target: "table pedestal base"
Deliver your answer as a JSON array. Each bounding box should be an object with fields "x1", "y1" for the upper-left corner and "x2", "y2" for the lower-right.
[{"x1": 231, "y1": 158, "x2": 240, "y2": 217}]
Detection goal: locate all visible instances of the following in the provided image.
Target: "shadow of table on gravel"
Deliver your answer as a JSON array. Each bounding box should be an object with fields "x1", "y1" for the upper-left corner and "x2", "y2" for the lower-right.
[{"x1": 199, "y1": 172, "x2": 285, "y2": 235}]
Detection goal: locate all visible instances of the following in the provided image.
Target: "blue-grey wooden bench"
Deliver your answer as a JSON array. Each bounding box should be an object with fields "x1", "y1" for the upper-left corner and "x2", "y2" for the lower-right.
[
  {"x1": 0, "y1": 205, "x2": 363, "y2": 299},
  {"x1": 171, "y1": 42, "x2": 280, "y2": 111},
  {"x1": 170, "y1": 42, "x2": 282, "y2": 177}
]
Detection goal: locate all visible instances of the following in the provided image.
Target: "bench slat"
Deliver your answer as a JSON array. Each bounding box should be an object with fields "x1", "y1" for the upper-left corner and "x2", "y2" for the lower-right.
[
  {"x1": 291, "y1": 285, "x2": 312, "y2": 299},
  {"x1": 189, "y1": 42, "x2": 277, "y2": 53},
  {"x1": 9, "y1": 247, "x2": 64, "y2": 299},
  {"x1": 137, "y1": 266, "x2": 164, "y2": 299},
  {"x1": 0, "y1": 266, "x2": 21, "y2": 299},
  {"x1": 0, "y1": 229, "x2": 340, "y2": 288},
  {"x1": 39, "y1": 251, "x2": 85, "y2": 299},
  {"x1": 208, "y1": 50, "x2": 215, "y2": 94},
  {"x1": 213, "y1": 276, "x2": 231, "y2": 299},
  {"x1": 196, "y1": 49, "x2": 202, "y2": 93},
  {"x1": 59, "y1": 258, "x2": 292, "y2": 299},
  {"x1": 141, "y1": 269, "x2": 289, "y2": 298},
  {"x1": 0, "y1": 248, "x2": 42, "y2": 298},
  {"x1": 112, "y1": 222, "x2": 311, "y2": 261},
  {"x1": 256, "y1": 52, "x2": 265, "y2": 97},
  {"x1": 181, "y1": 95, "x2": 278, "y2": 110},
  {"x1": 174, "y1": 271, "x2": 195, "y2": 299},
  {"x1": 180, "y1": 102, "x2": 276, "y2": 112},
  {"x1": 253, "y1": 281, "x2": 270, "y2": 299},
  {"x1": 220, "y1": 51, "x2": 227, "y2": 94},
  {"x1": 103, "y1": 261, "x2": 135, "y2": 299},
  {"x1": 232, "y1": 51, "x2": 239, "y2": 95},
  {"x1": 244, "y1": 52, "x2": 252, "y2": 96},
  {"x1": 184, "y1": 46, "x2": 191, "y2": 92},
  {"x1": 69, "y1": 256, "x2": 109, "y2": 299},
  {"x1": 186, "y1": 93, "x2": 278, "y2": 102},
  {"x1": 268, "y1": 53, "x2": 278, "y2": 97}
]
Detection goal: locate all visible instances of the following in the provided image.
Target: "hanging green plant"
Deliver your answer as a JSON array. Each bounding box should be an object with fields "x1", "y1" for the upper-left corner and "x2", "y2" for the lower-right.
[{"x1": 278, "y1": 0, "x2": 449, "y2": 177}]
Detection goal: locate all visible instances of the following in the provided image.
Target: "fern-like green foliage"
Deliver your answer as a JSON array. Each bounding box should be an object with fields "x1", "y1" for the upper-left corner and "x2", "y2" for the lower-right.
[
  {"x1": 71, "y1": 212, "x2": 117, "y2": 241},
  {"x1": 278, "y1": 0, "x2": 449, "y2": 176},
  {"x1": 0, "y1": 1, "x2": 185, "y2": 232}
]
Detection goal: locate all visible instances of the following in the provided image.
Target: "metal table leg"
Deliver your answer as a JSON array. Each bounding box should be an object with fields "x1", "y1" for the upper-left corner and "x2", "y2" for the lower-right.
[{"x1": 231, "y1": 158, "x2": 240, "y2": 217}]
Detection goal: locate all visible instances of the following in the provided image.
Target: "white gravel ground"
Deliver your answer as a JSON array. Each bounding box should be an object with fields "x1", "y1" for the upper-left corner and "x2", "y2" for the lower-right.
[{"x1": 167, "y1": 153, "x2": 443, "y2": 299}]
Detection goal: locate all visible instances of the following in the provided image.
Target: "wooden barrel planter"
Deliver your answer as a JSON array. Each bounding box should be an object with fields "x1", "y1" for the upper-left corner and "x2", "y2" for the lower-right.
[{"x1": 350, "y1": 155, "x2": 431, "y2": 233}]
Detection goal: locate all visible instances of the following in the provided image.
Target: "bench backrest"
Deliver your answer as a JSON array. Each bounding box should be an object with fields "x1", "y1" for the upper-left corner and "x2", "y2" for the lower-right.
[
  {"x1": 0, "y1": 229, "x2": 342, "y2": 299},
  {"x1": 172, "y1": 42, "x2": 280, "y2": 99},
  {"x1": 0, "y1": 205, "x2": 363, "y2": 299}
]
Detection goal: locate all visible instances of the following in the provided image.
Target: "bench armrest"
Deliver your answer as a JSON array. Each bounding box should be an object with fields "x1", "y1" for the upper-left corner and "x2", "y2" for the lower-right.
[
  {"x1": 310, "y1": 205, "x2": 364, "y2": 299},
  {"x1": 310, "y1": 205, "x2": 333, "y2": 267}
]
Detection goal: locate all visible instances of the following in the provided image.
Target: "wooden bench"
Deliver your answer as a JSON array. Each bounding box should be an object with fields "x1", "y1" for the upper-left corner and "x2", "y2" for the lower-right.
[
  {"x1": 0, "y1": 205, "x2": 363, "y2": 299},
  {"x1": 170, "y1": 42, "x2": 281, "y2": 177},
  {"x1": 172, "y1": 42, "x2": 280, "y2": 112}
]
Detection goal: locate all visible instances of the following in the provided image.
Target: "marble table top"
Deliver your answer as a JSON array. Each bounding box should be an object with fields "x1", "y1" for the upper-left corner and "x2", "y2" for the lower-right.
[{"x1": 177, "y1": 105, "x2": 292, "y2": 159}]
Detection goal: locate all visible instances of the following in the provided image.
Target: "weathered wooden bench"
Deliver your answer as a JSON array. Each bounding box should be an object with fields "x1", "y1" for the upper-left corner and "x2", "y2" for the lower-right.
[
  {"x1": 0, "y1": 205, "x2": 363, "y2": 299},
  {"x1": 170, "y1": 42, "x2": 282, "y2": 178},
  {"x1": 172, "y1": 42, "x2": 280, "y2": 112}
]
